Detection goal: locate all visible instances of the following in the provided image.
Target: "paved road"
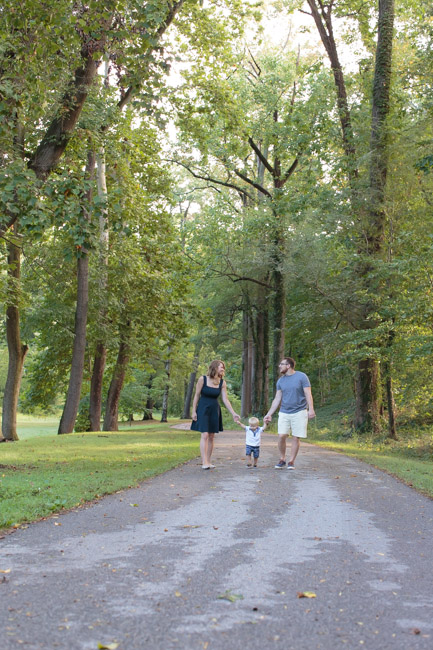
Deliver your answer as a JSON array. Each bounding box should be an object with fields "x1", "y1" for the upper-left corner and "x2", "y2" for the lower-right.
[{"x1": 1, "y1": 430, "x2": 432, "y2": 650}]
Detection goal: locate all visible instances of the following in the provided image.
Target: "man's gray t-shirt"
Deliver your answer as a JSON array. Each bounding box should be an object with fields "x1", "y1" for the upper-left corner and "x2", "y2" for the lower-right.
[{"x1": 277, "y1": 371, "x2": 311, "y2": 414}]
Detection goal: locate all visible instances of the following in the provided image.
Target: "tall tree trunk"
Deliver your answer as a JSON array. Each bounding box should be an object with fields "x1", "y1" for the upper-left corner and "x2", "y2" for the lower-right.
[
  {"x1": 383, "y1": 328, "x2": 397, "y2": 439},
  {"x1": 89, "y1": 342, "x2": 107, "y2": 431},
  {"x1": 241, "y1": 309, "x2": 253, "y2": 417},
  {"x1": 307, "y1": 0, "x2": 394, "y2": 433},
  {"x1": 354, "y1": 359, "x2": 381, "y2": 433},
  {"x1": 103, "y1": 322, "x2": 131, "y2": 431},
  {"x1": 252, "y1": 286, "x2": 269, "y2": 415},
  {"x1": 58, "y1": 150, "x2": 96, "y2": 434},
  {"x1": 182, "y1": 341, "x2": 201, "y2": 419},
  {"x1": 261, "y1": 304, "x2": 270, "y2": 414},
  {"x1": 89, "y1": 142, "x2": 109, "y2": 431},
  {"x1": 160, "y1": 353, "x2": 172, "y2": 423},
  {"x1": 355, "y1": 0, "x2": 395, "y2": 433},
  {"x1": 1, "y1": 117, "x2": 28, "y2": 442},
  {"x1": 271, "y1": 264, "x2": 285, "y2": 385},
  {"x1": 1, "y1": 228, "x2": 28, "y2": 442},
  {"x1": 143, "y1": 375, "x2": 155, "y2": 420}
]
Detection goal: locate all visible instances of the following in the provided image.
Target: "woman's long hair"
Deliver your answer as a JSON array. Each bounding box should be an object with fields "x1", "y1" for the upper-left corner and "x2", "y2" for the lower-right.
[{"x1": 208, "y1": 359, "x2": 225, "y2": 378}]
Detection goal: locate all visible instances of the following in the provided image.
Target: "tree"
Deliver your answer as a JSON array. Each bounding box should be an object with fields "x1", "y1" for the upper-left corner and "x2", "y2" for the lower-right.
[{"x1": 302, "y1": 0, "x2": 395, "y2": 432}]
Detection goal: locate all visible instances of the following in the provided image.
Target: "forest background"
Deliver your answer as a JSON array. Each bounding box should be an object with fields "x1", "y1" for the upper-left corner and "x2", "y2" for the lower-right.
[{"x1": 0, "y1": 0, "x2": 432, "y2": 470}]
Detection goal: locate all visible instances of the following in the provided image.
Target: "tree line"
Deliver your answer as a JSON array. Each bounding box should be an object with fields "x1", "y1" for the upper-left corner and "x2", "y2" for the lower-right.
[{"x1": 1, "y1": 0, "x2": 432, "y2": 440}]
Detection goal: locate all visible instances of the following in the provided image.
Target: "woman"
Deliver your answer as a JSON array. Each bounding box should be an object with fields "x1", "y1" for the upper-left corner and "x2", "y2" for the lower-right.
[{"x1": 191, "y1": 360, "x2": 239, "y2": 469}]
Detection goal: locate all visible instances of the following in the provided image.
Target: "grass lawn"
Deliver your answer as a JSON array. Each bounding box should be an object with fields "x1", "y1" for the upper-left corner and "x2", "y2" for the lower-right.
[
  {"x1": 0, "y1": 421, "x2": 199, "y2": 532},
  {"x1": 10, "y1": 412, "x2": 61, "y2": 440},
  {"x1": 307, "y1": 402, "x2": 433, "y2": 498}
]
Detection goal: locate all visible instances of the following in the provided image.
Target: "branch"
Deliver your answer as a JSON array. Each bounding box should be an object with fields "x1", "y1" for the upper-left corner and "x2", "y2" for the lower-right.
[
  {"x1": 248, "y1": 137, "x2": 275, "y2": 175},
  {"x1": 233, "y1": 168, "x2": 273, "y2": 198},
  {"x1": 117, "y1": 0, "x2": 186, "y2": 112},
  {"x1": 247, "y1": 46, "x2": 261, "y2": 77},
  {"x1": 232, "y1": 275, "x2": 273, "y2": 288},
  {"x1": 311, "y1": 280, "x2": 358, "y2": 329},
  {"x1": 281, "y1": 157, "x2": 299, "y2": 184},
  {"x1": 168, "y1": 159, "x2": 256, "y2": 202},
  {"x1": 183, "y1": 252, "x2": 273, "y2": 288}
]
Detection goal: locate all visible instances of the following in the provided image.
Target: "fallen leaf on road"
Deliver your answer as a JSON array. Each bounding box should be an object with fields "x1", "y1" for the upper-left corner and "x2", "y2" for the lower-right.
[
  {"x1": 411, "y1": 629, "x2": 421, "y2": 635},
  {"x1": 129, "y1": 504, "x2": 138, "y2": 507},
  {"x1": 97, "y1": 643, "x2": 119, "y2": 649},
  {"x1": 217, "y1": 590, "x2": 244, "y2": 602},
  {"x1": 0, "y1": 569, "x2": 11, "y2": 574},
  {"x1": 175, "y1": 591, "x2": 182, "y2": 597},
  {"x1": 297, "y1": 591, "x2": 316, "y2": 599}
]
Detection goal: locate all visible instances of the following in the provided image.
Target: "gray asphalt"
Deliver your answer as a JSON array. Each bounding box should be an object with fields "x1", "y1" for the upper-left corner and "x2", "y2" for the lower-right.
[{"x1": 1, "y1": 429, "x2": 432, "y2": 650}]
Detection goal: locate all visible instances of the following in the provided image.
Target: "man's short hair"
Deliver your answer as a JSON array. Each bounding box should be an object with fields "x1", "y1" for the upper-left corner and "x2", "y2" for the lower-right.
[{"x1": 283, "y1": 356, "x2": 296, "y2": 369}]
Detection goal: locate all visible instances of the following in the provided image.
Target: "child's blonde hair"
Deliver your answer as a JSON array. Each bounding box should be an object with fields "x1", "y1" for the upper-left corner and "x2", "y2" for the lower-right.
[{"x1": 248, "y1": 417, "x2": 260, "y2": 427}]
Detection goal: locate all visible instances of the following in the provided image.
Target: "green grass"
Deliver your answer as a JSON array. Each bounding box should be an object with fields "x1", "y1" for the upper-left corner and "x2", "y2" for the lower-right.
[
  {"x1": 0, "y1": 422, "x2": 199, "y2": 531},
  {"x1": 10, "y1": 412, "x2": 61, "y2": 439},
  {"x1": 308, "y1": 401, "x2": 433, "y2": 498},
  {"x1": 9, "y1": 411, "x2": 165, "y2": 440}
]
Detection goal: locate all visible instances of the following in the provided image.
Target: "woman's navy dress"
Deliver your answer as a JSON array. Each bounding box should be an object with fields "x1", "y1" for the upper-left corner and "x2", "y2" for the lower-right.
[{"x1": 190, "y1": 376, "x2": 224, "y2": 433}]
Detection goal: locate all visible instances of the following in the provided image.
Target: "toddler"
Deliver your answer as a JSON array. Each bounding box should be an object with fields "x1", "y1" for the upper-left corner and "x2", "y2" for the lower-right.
[{"x1": 237, "y1": 416, "x2": 267, "y2": 467}]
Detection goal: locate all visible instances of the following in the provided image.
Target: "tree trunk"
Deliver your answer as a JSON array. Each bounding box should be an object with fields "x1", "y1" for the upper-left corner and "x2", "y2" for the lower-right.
[
  {"x1": 306, "y1": 0, "x2": 358, "y2": 184},
  {"x1": 271, "y1": 264, "x2": 285, "y2": 385},
  {"x1": 89, "y1": 142, "x2": 109, "y2": 431},
  {"x1": 261, "y1": 305, "x2": 270, "y2": 414},
  {"x1": 160, "y1": 355, "x2": 172, "y2": 423},
  {"x1": 58, "y1": 150, "x2": 96, "y2": 434},
  {"x1": 58, "y1": 253, "x2": 90, "y2": 434},
  {"x1": 253, "y1": 308, "x2": 268, "y2": 415},
  {"x1": 354, "y1": 359, "x2": 381, "y2": 433},
  {"x1": 89, "y1": 342, "x2": 107, "y2": 431},
  {"x1": 1, "y1": 229, "x2": 28, "y2": 442},
  {"x1": 356, "y1": 0, "x2": 395, "y2": 434},
  {"x1": 368, "y1": 0, "x2": 395, "y2": 250},
  {"x1": 29, "y1": 53, "x2": 102, "y2": 182},
  {"x1": 143, "y1": 375, "x2": 155, "y2": 420},
  {"x1": 103, "y1": 323, "x2": 131, "y2": 431},
  {"x1": 182, "y1": 342, "x2": 201, "y2": 419},
  {"x1": 143, "y1": 398, "x2": 154, "y2": 420},
  {"x1": 241, "y1": 309, "x2": 253, "y2": 417},
  {"x1": 384, "y1": 328, "x2": 397, "y2": 439},
  {"x1": 384, "y1": 365, "x2": 397, "y2": 439},
  {"x1": 307, "y1": 0, "x2": 394, "y2": 434}
]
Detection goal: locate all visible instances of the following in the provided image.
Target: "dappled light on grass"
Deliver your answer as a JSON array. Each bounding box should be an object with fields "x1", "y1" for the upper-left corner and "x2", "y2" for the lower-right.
[{"x1": 0, "y1": 425, "x2": 199, "y2": 530}]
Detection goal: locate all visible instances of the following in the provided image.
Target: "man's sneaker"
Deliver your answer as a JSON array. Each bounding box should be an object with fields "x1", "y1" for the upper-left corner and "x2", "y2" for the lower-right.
[
  {"x1": 274, "y1": 460, "x2": 286, "y2": 469},
  {"x1": 287, "y1": 462, "x2": 295, "y2": 470}
]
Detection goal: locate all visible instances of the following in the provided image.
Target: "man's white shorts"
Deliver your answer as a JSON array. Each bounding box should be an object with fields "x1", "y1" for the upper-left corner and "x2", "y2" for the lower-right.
[{"x1": 278, "y1": 410, "x2": 308, "y2": 438}]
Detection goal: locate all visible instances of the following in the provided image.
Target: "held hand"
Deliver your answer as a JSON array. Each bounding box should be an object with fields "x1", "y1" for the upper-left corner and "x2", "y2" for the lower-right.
[
  {"x1": 264, "y1": 414, "x2": 272, "y2": 424},
  {"x1": 308, "y1": 410, "x2": 316, "y2": 420},
  {"x1": 192, "y1": 411, "x2": 198, "y2": 421},
  {"x1": 233, "y1": 413, "x2": 240, "y2": 422}
]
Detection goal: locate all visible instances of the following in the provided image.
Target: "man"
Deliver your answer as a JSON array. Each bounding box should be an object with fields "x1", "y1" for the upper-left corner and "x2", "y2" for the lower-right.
[{"x1": 264, "y1": 357, "x2": 315, "y2": 469}]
